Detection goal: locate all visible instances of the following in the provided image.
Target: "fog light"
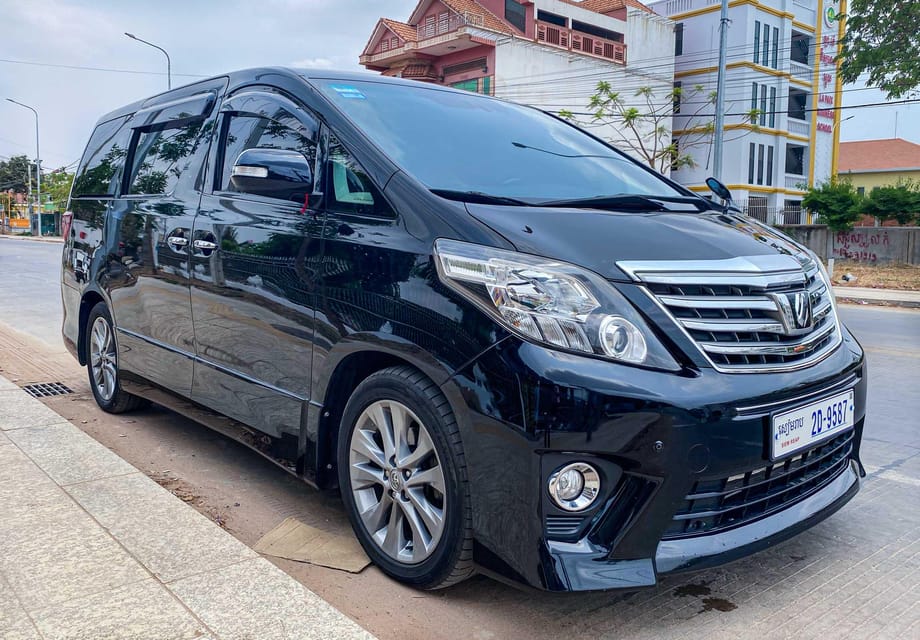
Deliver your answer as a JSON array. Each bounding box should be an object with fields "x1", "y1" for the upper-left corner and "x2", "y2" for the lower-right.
[{"x1": 548, "y1": 462, "x2": 600, "y2": 511}]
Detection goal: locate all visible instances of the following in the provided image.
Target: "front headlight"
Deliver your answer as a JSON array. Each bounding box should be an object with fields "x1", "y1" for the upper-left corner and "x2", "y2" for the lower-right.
[{"x1": 434, "y1": 239, "x2": 679, "y2": 370}]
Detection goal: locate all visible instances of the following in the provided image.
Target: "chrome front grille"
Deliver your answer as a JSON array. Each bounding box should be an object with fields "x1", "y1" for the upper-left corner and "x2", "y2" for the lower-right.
[{"x1": 618, "y1": 255, "x2": 842, "y2": 373}]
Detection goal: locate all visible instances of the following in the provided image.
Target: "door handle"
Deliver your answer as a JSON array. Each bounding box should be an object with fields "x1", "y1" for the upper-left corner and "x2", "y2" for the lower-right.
[
  {"x1": 193, "y1": 239, "x2": 218, "y2": 251},
  {"x1": 166, "y1": 236, "x2": 189, "y2": 250}
]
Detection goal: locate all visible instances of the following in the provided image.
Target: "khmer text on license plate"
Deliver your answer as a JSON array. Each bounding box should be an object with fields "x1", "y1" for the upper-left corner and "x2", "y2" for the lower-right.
[{"x1": 771, "y1": 390, "x2": 855, "y2": 459}]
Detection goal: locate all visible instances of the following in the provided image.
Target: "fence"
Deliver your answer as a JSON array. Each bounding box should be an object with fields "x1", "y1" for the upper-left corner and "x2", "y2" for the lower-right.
[{"x1": 777, "y1": 225, "x2": 920, "y2": 265}]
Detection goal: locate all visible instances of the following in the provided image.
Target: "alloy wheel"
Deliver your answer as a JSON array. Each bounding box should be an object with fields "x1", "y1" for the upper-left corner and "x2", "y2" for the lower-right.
[
  {"x1": 348, "y1": 399, "x2": 446, "y2": 565},
  {"x1": 89, "y1": 316, "x2": 117, "y2": 402}
]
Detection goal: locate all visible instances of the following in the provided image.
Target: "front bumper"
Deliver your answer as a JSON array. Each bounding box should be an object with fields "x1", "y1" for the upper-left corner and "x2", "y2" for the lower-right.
[{"x1": 448, "y1": 326, "x2": 866, "y2": 592}]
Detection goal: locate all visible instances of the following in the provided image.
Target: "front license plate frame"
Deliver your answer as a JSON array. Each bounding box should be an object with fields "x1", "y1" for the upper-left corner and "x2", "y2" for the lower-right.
[{"x1": 771, "y1": 389, "x2": 855, "y2": 460}]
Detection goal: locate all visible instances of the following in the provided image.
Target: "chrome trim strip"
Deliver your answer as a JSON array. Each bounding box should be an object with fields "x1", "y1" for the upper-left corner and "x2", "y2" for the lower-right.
[
  {"x1": 735, "y1": 372, "x2": 859, "y2": 415},
  {"x1": 617, "y1": 255, "x2": 811, "y2": 281},
  {"x1": 657, "y1": 295, "x2": 776, "y2": 310},
  {"x1": 632, "y1": 272, "x2": 807, "y2": 288},
  {"x1": 698, "y1": 322, "x2": 836, "y2": 355},
  {"x1": 116, "y1": 327, "x2": 196, "y2": 360},
  {"x1": 681, "y1": 319, "x2": 786, "y2": 334}
]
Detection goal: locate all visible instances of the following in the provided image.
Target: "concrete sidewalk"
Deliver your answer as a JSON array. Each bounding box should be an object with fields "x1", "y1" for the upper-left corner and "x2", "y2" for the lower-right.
[
  {"x1": 0, "y1": 234, "x2": 64, "y2": 244},
  {"x1": 834, "y1": 286, "x2": 920, "y2": 308},
  {"x1": 0, "y1": 375, "x2": 375, "y2": 640}
]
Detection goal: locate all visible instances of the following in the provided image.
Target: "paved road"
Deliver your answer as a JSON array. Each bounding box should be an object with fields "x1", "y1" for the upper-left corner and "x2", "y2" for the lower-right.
[{"x1": 1, "y1": 237, "x2": 918, "y2": 639}]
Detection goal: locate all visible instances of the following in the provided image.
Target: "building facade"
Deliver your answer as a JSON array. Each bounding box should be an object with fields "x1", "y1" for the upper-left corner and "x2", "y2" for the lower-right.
[
  {"x1": 647, "y1": 0, "x2": 847, "y2": 222},
  {"x1": 359, "y1": 0, "x2": 676, "y2": 169}
]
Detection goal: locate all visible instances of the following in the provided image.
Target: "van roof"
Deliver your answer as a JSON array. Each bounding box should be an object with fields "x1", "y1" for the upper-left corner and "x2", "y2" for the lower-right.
[{"x1": 95, "y1": 66, "x2": 439, "y2": 125}]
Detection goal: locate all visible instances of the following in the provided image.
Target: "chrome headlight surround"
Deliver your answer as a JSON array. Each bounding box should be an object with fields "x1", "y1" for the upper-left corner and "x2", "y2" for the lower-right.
[{"x1": 433, "y1": 238, "x2": 679, "y2": 370}]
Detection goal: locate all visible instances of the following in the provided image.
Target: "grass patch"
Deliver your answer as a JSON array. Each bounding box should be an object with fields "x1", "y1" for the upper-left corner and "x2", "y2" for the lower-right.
[{"x1": 830, "y1": 261, "x2": 920, "y2": 291}]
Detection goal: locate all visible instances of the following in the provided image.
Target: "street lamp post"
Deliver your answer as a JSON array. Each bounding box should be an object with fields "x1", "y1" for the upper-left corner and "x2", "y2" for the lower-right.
[
  {"x1": 125, "y1": 32, "x2": 171, "y2": 89},
  {"x1": 6, "y1": 98, "x2": 41, "y2": 236}
]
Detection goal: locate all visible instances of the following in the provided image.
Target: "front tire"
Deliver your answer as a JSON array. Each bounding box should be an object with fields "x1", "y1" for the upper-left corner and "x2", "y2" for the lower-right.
[
  {"x1": 338, "y1": 365, "x2": 474, "y2": 589},
  {"x1": 85, "y1": 302, "x2": 148, "y2": 414}
]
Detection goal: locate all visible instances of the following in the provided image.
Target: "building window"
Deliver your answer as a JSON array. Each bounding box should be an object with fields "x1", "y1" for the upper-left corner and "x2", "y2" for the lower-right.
[
  {"x1": 766, "y1": 146, "x2": 774, "y2": 186},
  {"x1": 537, "y1": 10, "x2": 567, "y2": 27},
  {"x1": 757, "y1": 144, "x2": 765, "y2": 185},
  {"x1": 772, "y1": 27, "x2": 779, "y2": 69},
  {"x1": 760, "y1": 85, "x2": 767, "y2": 126},
  {"x1": 675, "y1": 23, "x2": 684, "y2": 56},
  {"x1": 451, "y1": 77, "x2": 493, "y2": 95},
  {"x1": 380, "y1": 39, "x2": 389, "y2": 52},
  {"x1": 751, "y1": 82, "x2": 758, "y2": 114},
  {"x1": 671, "y1": 138, "x2": 680, "y2": 171},
  {"x1": 438, "y1": 12, "x2": 449, "y2": 34},
  {"x1": 749, "y1": 142, "x2": 756, "y2": 184},
  {"x1": 505, "y1": 0, "x2": 526, "y2": 33},
  {"x1": 762, "y1": 23, "x2": 770, "y2": 68},
  {"x1": 572, "y1": 20, "x2": 623, "y2": 42},
  {"x1": 770, "y1": 87, "x2": 776, "y2": 129},
  {"x1": 791, "y1": 32, "x2": 810, "y2": 65},
  {"x1": 786, "y1": 145, "x2": 806, "y2": 176},
  {"x1": 391, "y1": 37, "x2": 398, "y2": 48},
  {"x1": 857, "y1": 186, "x2": 865, "y2": 196},
  {"x1": 754, "y1": 21, "x2": 761, "y2": 64},
  {"x1": 674, "y1": 81, "x2": 682, "y2": 114}
]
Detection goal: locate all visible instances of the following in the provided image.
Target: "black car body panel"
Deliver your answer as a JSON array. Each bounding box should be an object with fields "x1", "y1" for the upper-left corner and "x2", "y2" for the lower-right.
[{"x1": 62, "y1": 67, "x2": 866, "y2": 592}]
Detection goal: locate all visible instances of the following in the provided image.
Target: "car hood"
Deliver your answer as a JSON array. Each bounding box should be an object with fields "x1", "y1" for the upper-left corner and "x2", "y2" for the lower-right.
[{"x1": 465, "y1": 204, "x2": 811, "y2": 280}]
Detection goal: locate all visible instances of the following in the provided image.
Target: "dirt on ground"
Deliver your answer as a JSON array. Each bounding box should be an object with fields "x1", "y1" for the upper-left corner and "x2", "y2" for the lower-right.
[{"x1": 831, "y1": 261, "x2": 920, "y2": 291}]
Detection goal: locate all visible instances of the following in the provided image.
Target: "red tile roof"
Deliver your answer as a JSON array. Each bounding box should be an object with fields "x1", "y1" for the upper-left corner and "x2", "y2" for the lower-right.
[
  {"x1": 838, "y1": 138, "x2": 920, "y2": 173},
  {"x1": 439, "y1": 0, "x2": 515, "y2": 35},
  {"x1": 562, "y1": 0, "x2": 657, "y2": 16},
  {"x1": 381, "y1": 18, "x2": 417, "y2": 42}
]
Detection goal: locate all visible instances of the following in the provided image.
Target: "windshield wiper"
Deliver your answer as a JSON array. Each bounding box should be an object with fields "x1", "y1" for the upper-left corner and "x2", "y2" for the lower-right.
[
  {"x1": 431, "y1": 189, "x2": 533, "y2": 207},
  {"x1": 536, "y1": 194, "x2": 669, "y2": 211}
]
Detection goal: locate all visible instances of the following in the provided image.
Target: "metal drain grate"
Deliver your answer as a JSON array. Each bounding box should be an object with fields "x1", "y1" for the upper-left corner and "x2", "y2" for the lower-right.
[{"x1": 22, "y1": 382, "x2": 74, "y2": 398}]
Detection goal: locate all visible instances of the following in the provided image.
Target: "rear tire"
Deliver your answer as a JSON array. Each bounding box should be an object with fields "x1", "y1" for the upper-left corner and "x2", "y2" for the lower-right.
[
  {"x1": 85, "y1": 302, "x2": 149, "y2": 414},
  {"x1": 337, "y1": 365, "x2": 474, "y2": 589}
]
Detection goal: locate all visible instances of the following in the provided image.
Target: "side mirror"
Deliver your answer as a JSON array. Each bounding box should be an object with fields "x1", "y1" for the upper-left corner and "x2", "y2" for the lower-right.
[
  {"x1": 705, "y1": 177, "x2": 733, "y2": 205},
  {"x1": 230, "y1": 148, "x2": 313, "y2": 202}
]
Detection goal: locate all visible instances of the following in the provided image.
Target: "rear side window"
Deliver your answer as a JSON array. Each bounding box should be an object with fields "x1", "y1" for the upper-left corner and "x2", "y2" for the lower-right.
[
  {"x1": 127, "y1": 121, "x2": 207, "y2": 196},
  {"x1": 71, "y1": 116, "x2": 131, "y2": 198}
]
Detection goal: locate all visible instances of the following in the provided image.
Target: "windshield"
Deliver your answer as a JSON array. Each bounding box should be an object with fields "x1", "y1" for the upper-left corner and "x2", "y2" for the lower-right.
[{"x1": 314, "y1": 79, "x2": 686, "y2": 202}]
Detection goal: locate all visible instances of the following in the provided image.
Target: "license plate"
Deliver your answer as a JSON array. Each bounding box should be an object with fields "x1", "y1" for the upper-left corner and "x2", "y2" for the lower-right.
[{"x1": 771, "y1": 389, "x2": 855, "y2": 459}]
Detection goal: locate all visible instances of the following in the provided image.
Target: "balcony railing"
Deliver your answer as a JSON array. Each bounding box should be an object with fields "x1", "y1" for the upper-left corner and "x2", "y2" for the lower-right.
[
  {"x1": 789, "y1": 60, "x2": 812, "y2": 84},
  {"x1": 416, "y1": 10, "x2": 483, "y2": 41},
  {"x1": 536, "y1": 21, "x2": 626, "y2": 64},
  {"x1": 787, "y1": 118, "x2": 810, "y2": 137},
  {"x1": 785, "y1": 174, "x2": 807, "y2": 190}
]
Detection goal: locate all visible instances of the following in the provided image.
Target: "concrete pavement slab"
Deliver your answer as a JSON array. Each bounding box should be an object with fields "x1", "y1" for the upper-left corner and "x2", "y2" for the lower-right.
[
  {"x1": 29, "y1": 578, "x2": 208, "y2": 640},
  {"x1": 67, "y1": 472, "x2": 258, "y2": 583},
  {"x1": 6, "y1": 420, "x2": 137, "y2": 486},
  {"x1": 169, "y1": 558, "x2": 375, "y2": 640},
  {"x1": 0, "y1": 429, "x2": 10, "y2": 445},
  {"x1": 0, "y1": 388, "x2": 69, "y2": 431},
  {"x1": 0, "y1": 574, "x2": 41, "y2": 640},
  {"x1": 0, "y1": 375, "x2": 18, "y2": 390}
]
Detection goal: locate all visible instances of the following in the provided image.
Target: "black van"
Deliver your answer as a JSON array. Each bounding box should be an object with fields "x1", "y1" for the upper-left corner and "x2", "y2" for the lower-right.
[{"x1": 62, "y1": 68, "x2": 866, "y2": 592}]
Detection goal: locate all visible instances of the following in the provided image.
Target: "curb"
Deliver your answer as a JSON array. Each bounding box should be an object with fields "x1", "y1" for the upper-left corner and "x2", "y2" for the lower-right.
[
  {"x1": 0, "y1": 234, "x2": 64, "y2": 244},
  {"x1": 835, "y1": 296, "x2": 920, "y2": 310}
]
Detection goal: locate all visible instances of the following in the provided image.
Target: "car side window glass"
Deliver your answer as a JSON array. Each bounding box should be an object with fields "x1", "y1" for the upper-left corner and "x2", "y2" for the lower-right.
[
  {"x1": 127, "y1": 121, "x2": 205, "y2": 195},
  {"x1": 71, "y1": 116, "x2": 132, "y2": 198},
  {"x1": 327, "y1": 135, "x2": 393, "y2": 218},
  {"x1": 219, "y1": 111, "x2": 317, "y2": 197}
]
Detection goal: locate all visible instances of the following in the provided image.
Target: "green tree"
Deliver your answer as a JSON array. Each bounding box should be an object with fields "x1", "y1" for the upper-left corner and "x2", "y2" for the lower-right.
[
  {"x1": 838, "y1": 0, "x2": 920, "y2": 99},
  {"x1": 43, "y1": 169, "x2": 75, "y2": 212},
  {"x1": 0, "y1": 155, "x2": 32, "y2": 193},
  {"x1": 802, "y1": 179, "x2": 863, "y2": 231},
  {"x1": 560, "y1": 83, "x2": 760, "y2": 173},
  {"x1": 862, "y1": 180, "x2": 920, "y2": 225}
]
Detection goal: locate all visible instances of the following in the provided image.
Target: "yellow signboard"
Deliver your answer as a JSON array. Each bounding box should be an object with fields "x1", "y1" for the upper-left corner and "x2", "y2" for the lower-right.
[{"x1": 8, "y1": 218, "x2": 30, "y2": 229}]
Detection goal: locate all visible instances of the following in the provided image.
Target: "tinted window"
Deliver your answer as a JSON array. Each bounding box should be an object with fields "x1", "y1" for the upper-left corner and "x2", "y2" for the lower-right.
[
  {"x1": 219, "y1": 111, "x2": 317, "y2": 194},
  {"x1": 127, "y1": 121, "x2": 206, "y2": 195},
  {"x1": 72, "y1": 116, "x2": 131, "y2": 198},
  {"x1": 315, "y1": 80, "x2": 684, "y2": 201},
  {"x1": 327, "y1": 134, "x2": 393, "y2": 217}
]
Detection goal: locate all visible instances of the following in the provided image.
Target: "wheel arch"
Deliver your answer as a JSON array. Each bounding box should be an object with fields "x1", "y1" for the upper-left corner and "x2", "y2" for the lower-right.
[
  {"x1": 310, "y1": 334, "x2": 474, "y2": 490},
  {"x1": 77, "y1": 288, "x2": 110, "y2": 366}
]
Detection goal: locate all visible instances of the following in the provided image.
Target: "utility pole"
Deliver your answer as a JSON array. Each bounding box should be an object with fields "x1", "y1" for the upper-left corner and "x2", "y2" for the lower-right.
[
  {"x1": 712, "y1": 0, "x2": 730, "y2": 181},
  {"x1": 6, "y1": 99, "x2": 41, "y2": 236}
]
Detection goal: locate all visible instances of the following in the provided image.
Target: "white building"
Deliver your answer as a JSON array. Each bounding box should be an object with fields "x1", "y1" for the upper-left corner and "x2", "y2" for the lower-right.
[
  {"x1": 360, "y1": 0, "x2": 676, "y2": 170},
  {"x1": 647, "y1": 0, "x2": 846, "y2": 222}
]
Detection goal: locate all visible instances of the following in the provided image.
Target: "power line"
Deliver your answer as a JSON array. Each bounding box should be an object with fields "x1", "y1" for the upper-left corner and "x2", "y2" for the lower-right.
[
  {"x1": 0, "y1": 58, "x2": 206, "y2": 79},
  {"x1": 553, "y1": 98, "x2": 920, "y2": 119}
]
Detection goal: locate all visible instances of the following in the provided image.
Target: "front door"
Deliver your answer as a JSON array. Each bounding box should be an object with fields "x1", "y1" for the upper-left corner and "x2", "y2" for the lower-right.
[{"x1": 190, "y1": 89, "x2": 324, "y2": 447}]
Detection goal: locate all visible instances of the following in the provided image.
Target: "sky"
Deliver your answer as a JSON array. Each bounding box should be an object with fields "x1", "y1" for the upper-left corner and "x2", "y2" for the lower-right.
[{"x1": 1, "y1": 0, "x2": 917, "y2": 171}]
